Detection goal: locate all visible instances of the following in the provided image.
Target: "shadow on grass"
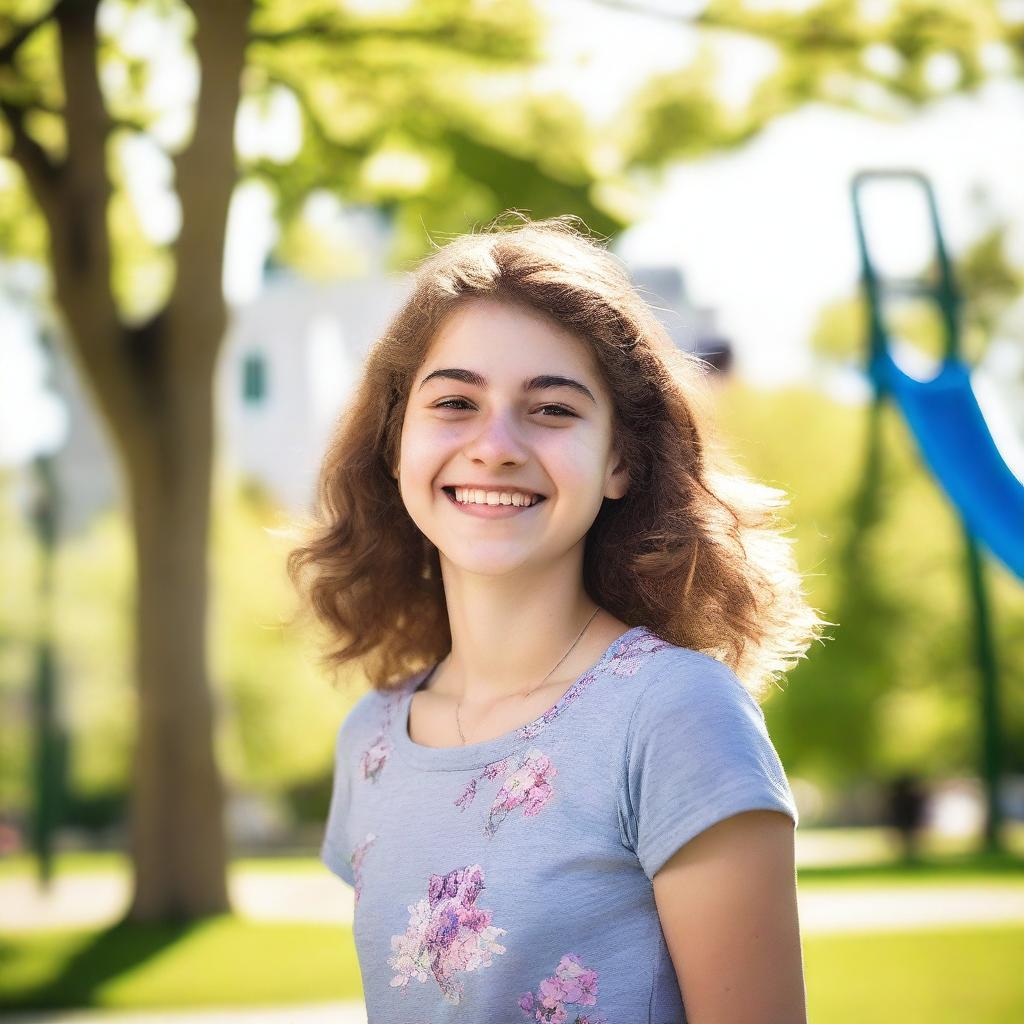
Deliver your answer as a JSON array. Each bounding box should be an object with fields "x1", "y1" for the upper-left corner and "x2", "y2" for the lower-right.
[
  {"x1": 798, "y1": 848, "x2": 1024, "y2": 882},
  {"x1": 0, "y1": 914, "x2": 220, "y2": 1011}
]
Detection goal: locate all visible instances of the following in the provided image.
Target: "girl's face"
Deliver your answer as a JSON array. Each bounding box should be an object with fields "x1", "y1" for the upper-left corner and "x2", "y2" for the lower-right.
[{"x1": 397, "y1": 296, "x2": 629, "y2": 578}]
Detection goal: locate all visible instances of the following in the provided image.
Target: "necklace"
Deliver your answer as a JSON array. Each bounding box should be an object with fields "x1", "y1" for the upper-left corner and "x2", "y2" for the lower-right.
[{"x1": 454, "y1": 606, "x2": 602, "y2": 745}]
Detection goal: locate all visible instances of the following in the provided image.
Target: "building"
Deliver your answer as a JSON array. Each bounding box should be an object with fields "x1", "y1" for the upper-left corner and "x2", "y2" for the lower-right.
[{"x1": 18, "y1": 246, "x2": 730, "y2": 532}]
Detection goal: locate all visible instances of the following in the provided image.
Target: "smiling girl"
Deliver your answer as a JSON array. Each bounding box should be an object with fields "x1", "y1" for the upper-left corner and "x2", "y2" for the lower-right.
[{"x1": 287, "y1": 214, "x2": 827, "y2": 1023}]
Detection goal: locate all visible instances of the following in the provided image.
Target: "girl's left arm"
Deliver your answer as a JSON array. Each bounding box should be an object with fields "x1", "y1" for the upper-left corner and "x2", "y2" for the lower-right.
[{"x1": 652, "y1": 808, "x2": 808, "y2": 1024}]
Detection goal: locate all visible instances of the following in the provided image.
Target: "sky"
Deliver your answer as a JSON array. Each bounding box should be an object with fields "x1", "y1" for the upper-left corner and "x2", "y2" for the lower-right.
[{"x1": 3, "y1": 0, "x2": 1024, "y2": 466}]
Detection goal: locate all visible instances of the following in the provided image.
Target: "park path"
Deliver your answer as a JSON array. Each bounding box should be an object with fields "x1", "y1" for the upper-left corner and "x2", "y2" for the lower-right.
[
  {"x1": 2, "y1": 1004, "x2": 368, "y2": 1024},
  {"x1": 4, "y1": 866, "x2": 1024, "y2": 935}
]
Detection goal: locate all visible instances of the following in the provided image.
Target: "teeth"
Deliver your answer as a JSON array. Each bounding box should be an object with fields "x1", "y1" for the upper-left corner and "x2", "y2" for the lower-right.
[{"x1": 453, "y1": 487, "x2": 537, "y2": 507}]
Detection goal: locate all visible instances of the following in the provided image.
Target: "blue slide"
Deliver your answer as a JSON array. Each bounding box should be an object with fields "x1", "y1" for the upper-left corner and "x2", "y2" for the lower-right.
[{"x1": 868, "y1": 347, "x2": 1024, "y2": 581}]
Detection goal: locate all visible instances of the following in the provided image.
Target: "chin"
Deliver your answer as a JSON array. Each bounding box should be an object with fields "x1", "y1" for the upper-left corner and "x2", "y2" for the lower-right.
[{"x1": 438, "y1": 545, "x2": 541, "y2": 578}]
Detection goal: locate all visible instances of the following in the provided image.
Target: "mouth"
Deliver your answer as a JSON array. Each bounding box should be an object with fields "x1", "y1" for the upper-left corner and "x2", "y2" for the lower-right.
[{"x1": 441, "y1": 486, "x2": 548, "y2": 511}]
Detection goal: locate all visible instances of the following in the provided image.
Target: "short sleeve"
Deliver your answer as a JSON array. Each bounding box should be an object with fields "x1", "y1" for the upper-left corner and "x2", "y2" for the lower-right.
[
  {"x1": 618, "y1": 654, "x2": 799, "y2": 882},
  {"x1": 320, "y1": 715, "x2": 356, "y2": 887}
]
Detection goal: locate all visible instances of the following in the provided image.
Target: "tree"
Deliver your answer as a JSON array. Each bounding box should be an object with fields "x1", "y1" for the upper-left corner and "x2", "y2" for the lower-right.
[
  {"x1": 600, "y1": 0, "x2": 1017, "y2": 169},
  {"x1": 0, "y1": 0, "x2": 625, "y2": 923}
]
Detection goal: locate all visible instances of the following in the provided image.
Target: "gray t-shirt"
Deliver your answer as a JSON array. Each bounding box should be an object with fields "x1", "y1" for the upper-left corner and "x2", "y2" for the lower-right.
[{"x1": 321, "y1": 625, "x2": 799, "y2": 1023}]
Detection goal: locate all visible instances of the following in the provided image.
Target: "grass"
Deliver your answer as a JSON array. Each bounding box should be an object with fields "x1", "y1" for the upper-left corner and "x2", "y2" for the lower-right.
[
  {"x1": 805, "y1": 924, "x2": 1024, "y2": 1024},
  {"x1": 4, "y1": 845, "x2": 1023, "y2": 887},
  {"x1": 796, "y1": 848, "x2": 1024, "y2": 888},
  {"x1": 1, "y1": 919, "x2": 1021, "y2": 1020},
  {"x1": 0, "y1": 917, "x2": 362, "y2": 1010},
  {"x1": 1, "y1": 835, "x2": 1022, "y2": 1017}
]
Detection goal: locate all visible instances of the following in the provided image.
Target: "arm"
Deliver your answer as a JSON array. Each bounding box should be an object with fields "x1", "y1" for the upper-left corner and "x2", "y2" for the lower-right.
[{"x1": 652, "y1": 809, "x2": 807, "y2": 1024}]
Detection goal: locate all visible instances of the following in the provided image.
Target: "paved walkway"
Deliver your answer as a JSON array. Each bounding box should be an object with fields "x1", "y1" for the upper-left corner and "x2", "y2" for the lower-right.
[
  {"x1": 0, "y1": 871, "x2": 355, "y2": 932},
  {"x1": 3, "y1": 868, "x2": 1024, "y2": 936},
  {"x1": 2, "y1": 1003, "x2": 368, "y2": 1023}
]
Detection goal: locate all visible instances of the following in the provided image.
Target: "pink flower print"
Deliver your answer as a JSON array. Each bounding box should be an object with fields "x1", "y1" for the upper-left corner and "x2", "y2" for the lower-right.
[
  {"x1": 516, "y1": 674, "x2": 597, "y2": 739},
  {"x1": 608, "y1": 628, "x2": 669, "y2": 678},
  {"x1": 454, "y1": 777, "x2": 477, "y2": 810},
  {"x1": 361, "y1": 731, "x2": 391, "y2": 781},
  {"x1": 484, "y1": 748, "x2": 557, "y2": 837},
  {"x1": 482, "y1": 755, "x2": 515, "y2": 780},
  {"x1": 551, "y1": 953, "x2": 598, "y2": 1005},
  {"x1": 519, "y1": 953, "x2": 605, "y2": 1024},
  {"x1": 388, "y1": 863, "x2": 507, "y2": 1005},
  {"x1": 350, "y1": 832, "x2": 376, "y2": 905},
  {"x1": 361, "y1": 693, "x2": 402, "y2": 782}
]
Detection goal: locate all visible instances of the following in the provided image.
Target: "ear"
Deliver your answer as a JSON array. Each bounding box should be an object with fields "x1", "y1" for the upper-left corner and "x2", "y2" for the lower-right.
[{"x1": 604, "y1": 454, "x2": 629, "y2": 500}]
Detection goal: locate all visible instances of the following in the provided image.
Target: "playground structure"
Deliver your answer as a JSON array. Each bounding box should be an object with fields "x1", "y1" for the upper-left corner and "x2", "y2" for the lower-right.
[{"x1": 851, "y1": 169, "x2": 1024, "y2": 854}]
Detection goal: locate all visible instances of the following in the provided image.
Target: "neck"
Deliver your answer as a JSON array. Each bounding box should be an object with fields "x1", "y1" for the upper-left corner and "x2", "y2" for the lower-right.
[{"x1": 435, "y1": 547, "x2": 602, "y2": 706}]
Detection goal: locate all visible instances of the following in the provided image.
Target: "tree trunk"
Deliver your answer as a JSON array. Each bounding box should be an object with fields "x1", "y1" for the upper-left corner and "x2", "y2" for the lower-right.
[
  {"x1": 14, "y1": 0, "x2": 252, "y2": 921},
  {"x1": 123, "y1": 350, "x2": 230, "y2": 919}
]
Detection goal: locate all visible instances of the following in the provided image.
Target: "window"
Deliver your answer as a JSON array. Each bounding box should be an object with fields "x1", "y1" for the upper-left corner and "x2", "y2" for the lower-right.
[{"x1": 242, "y1": 352, "x2": 267, "y2": 404}]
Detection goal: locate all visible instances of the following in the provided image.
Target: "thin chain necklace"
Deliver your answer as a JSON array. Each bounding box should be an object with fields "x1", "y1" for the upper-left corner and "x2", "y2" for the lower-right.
[{"x1": 454, "y1": 606, "x2": 602, "y2": 745}]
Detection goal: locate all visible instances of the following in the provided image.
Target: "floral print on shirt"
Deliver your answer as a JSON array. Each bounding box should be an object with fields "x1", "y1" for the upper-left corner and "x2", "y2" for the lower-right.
[
  {"x1": 388, "y1": 863, "x2": 507, "y2": 1005},
  {"x1": 452, "y1": 628, "x2": 670, "y2": 833},
  {"x1": 350, "y1": 832, "x2": 376, "y2": 905},
  {"x1": 454, "y1": 748, "x2": 557, "y2": 837},
  {"x1": 607, "y1": 626, "x2": 671, "y2": 677},
  {"x1": 518, "y1": 953, "x2": 606, "y2": 1024},
  {"x1": 361, "y1": 691, "x2": 404, "y2": 782},
  {"x1": 516, "y1": 626, "x2": 670, "y2": 740}
]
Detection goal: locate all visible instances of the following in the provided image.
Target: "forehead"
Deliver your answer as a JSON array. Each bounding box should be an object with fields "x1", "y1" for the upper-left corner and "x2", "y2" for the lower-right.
[{"x1": 421, "y1": 296, "x2": 599, "y2": 377}]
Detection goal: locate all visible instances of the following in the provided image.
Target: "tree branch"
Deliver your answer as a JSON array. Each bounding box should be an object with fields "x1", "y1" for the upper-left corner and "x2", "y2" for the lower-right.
[
  {"x1": 0, "y1": 1, "x2": 65, "y2": 68},
  {"x1": 167, "y1": 0, "x2": 251, "y2": 374},
  {"x1": 0, "y1": 3, "x2": 67, "y2": 208},
  {"x1": 46, "y1": 0, "x2": 146, "y2": 439},
  {"x1": 0, "y1": 97, "x2": 62, "y2": 213},
  {"x1": 247, "y1": 11, "x2": 535, "y2": 64}
]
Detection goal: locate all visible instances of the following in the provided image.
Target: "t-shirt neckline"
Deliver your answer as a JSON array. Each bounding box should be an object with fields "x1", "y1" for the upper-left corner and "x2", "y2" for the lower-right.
[{"x1": 391, "y1": 625, "x2": 651, "y2": 772}]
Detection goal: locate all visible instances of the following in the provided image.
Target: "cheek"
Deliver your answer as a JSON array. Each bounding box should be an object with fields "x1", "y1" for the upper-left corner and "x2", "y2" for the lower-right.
[
  {"x1": 546, "y1": 429, "x2": 610, "y2": 474},
  {"x1": 400, "y1": 418, "x2": 456, "y2": 472}
]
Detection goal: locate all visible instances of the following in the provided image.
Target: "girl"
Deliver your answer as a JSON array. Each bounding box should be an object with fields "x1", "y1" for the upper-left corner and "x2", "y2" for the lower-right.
[{"x1": 287, "y1": 214, "x2": 827, "y2": 1023}]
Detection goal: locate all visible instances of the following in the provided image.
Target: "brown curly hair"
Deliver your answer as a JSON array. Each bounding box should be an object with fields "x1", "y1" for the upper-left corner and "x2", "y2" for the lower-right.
[{"x1": 286, "y1": 212, "x2": 830, "y2": 701}]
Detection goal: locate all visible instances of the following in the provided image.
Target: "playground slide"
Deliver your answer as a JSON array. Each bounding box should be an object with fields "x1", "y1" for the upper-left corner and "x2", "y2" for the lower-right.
[{"x1": 869, "y1": 346, "x2": 1024, "y2": 582}]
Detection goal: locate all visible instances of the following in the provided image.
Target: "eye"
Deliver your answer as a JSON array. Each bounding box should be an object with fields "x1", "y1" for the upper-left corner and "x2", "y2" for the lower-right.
[
  {"x1": 433, "y1": 398, "x2": 474, "y2": 411},
  {"x1": 431, "y1": 398, "x2": 578, "y2": 418}
]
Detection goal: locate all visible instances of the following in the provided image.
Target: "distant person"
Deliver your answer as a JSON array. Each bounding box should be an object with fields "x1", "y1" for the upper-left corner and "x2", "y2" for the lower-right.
[
  {"x1": 288, "y1": 214, "x2": 827, "y2": 1022},
  {"x1": 888, "y1": 772, "x2": 929, "y2": 862}
]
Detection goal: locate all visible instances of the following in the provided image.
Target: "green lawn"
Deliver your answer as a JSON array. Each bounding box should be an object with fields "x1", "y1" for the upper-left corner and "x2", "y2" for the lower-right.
[
  {"x1": 805, "y1": 924, "x2": 1023, "y2": 1024},
  {"x1": 1, "y1": 919, "x2": 1021, "y2": 1021},
  {"x1": 0, "y1": 917, "x2": 362, "y2": 1009},
  {"x1": 3, "y1": 845, "x2": 1022, "y2": 887},
  {"x1": 2, "y1": 843, "x2": 1022, "y2": 1019}
]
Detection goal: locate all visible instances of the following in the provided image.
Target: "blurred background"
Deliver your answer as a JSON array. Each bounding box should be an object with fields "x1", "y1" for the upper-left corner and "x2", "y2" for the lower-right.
[{"x1": 1, "y1": 0, "x2": 1023, "y2": 1021}]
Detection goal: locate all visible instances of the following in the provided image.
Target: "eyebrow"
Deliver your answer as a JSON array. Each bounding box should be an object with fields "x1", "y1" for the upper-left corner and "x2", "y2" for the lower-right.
[{"x1": 417, "y1": 368, "x2": 597, "y2": 405}]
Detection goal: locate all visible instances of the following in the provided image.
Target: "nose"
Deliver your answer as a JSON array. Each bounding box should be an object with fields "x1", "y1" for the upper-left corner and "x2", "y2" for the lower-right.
[{"x1": 462, "y1": 406, "x2": 528, "y2": 467}]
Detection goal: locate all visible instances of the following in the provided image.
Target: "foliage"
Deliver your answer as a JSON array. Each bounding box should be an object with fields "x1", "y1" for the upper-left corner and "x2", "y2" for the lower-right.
[
  {"x1": 714, "y1": 377, "x2": 1024, "y2": 789},
  {"x1": 0, "y1": 468, "x2": 363, "y2": 815},
  {"x1": 596, "y1": 0, "x2": 1022, "y2": 173}
]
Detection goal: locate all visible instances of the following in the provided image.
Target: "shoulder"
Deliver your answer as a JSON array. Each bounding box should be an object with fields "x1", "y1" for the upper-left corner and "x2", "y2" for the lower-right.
[
  {"x1": 333, "y1": 670, "x2": 424, "y2": 751},
  {"x1": 616, "y1": 635, "x2": 798, "y2": 880},
  {"x1": 619, "y1": 632, "x2": 762, "y2": 726}
]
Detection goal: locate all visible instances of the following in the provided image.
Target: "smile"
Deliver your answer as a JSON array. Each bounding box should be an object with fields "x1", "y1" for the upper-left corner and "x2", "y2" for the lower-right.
[{"x1": 441, "y1": 486, "x2": 547, "y2": 518}]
